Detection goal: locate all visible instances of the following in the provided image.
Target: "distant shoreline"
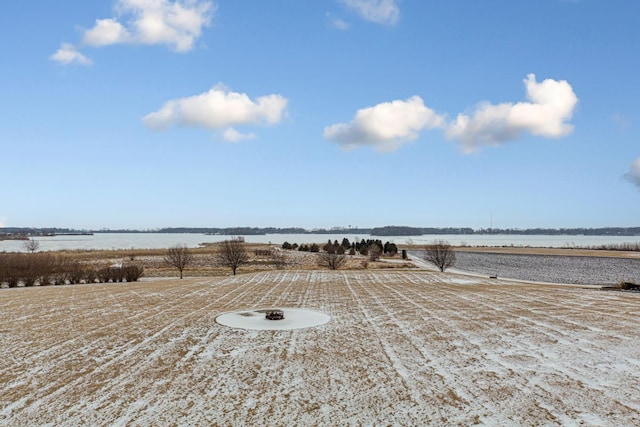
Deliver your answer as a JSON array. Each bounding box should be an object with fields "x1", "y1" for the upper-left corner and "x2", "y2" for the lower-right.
[{"x1": 2, "y1": 226, "x2": 640, "y2": 237}]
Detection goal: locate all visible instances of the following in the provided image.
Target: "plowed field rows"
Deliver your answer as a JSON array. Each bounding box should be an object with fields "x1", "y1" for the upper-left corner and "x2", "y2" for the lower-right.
[
  {"x1": 452, "y1": 251, "x2": 640, "y2": 285},
  {"x1": 1, "y1": 271, "x2": 638, "y2": 425}
]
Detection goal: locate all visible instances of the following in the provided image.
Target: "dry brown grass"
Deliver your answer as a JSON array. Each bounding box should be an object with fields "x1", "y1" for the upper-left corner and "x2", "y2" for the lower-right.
[
  {"x1": 33, "y1": 242, "x2": 639, "y2": 280},
  {"x1": 43, "y1": 244, "x2": 414, "y2": 278},
  {"x1": 0, "y1": 270, "x2": 638, "y2": 425}
]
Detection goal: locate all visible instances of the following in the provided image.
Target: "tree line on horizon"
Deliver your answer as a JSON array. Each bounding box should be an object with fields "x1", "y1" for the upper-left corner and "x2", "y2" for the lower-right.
[{"x1": 2, "y1": 226, "x2": 640, "y2": 238}]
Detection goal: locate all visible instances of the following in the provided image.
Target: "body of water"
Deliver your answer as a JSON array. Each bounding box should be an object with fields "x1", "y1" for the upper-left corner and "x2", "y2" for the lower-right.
[{"x1": 1, "y1": 233, "x2": 639, "y2": 252}]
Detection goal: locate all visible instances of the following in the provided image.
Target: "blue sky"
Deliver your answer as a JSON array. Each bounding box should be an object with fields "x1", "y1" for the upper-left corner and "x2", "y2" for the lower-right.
[{"x1": 1, "y1": 0, "x2": 639, "y2": 230}]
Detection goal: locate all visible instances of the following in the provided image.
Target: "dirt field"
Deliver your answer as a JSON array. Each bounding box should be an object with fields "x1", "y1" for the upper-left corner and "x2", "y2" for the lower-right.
[
  {"x1": 1, "y1": 270, "x2": 639, "y2": 425},
  {"x1": 448, "y1": 251, "x2": 640, "y2": 286},
  {"x1": 451, "y1": 245, "x2": 640, "y2": 259}
]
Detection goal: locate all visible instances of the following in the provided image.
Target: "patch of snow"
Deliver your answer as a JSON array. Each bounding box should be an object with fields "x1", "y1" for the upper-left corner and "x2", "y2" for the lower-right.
[
  {"x1": 216, "y1": 308, "x2": 331, "y2": 330},
  {"x1": 445, "y1": 278, "x2": 481, "y2": 285}
]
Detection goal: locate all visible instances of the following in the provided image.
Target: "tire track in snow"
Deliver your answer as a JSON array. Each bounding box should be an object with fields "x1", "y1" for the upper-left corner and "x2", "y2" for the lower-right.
[
  {"x1": 342, "y1": 272, "x2": 432, "y2": 423},
  {"x1": 0, "y1": 278, "x2": 220, "y2": 378},
  {"x1": 0, "y1": 276, "x2": 266, "y2": 421},
  {"x1": 392, "y1": 274, "x2": 640, "y2": 422}
]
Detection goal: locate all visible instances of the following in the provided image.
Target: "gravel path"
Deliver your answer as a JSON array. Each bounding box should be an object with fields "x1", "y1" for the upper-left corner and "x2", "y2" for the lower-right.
[{"x1": 412, "y1": 250, "x2": 640, "y2": 285}]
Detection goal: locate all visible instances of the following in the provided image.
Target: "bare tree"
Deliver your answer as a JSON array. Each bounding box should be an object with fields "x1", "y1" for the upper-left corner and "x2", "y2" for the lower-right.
[
  {"x1": 215, "y1": 238, "x2": 249, "y2": 275},
  {"x1": 23, "y1": 239, "x2": 40, "y2": 253},
  {"x1": 164, "y1": 244, "x2": 193, "y2": 279},
  {"x1": 317, "y1": 251, "x2": 347, "y2": 270},
  {"x1": 424, "y1": 240, "x2": 456, "y2": 272}
]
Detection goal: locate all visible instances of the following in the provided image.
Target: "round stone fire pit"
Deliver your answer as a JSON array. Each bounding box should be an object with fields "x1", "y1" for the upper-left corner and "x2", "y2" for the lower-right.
[
  {"x1": 265, "y1": 309, "x2": 284, "y2": 320},
  {"x1": 216, "y1": 308, "x2": 330, "y2": 330}
]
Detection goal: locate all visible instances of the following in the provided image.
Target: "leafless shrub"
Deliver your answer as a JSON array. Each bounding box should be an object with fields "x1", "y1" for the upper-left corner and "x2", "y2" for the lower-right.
[
  {"x1": 0, "y1": 255, "x2": 8, "y2": 286},
  {"x1": 23, "y1": 239, "x2": 40, "y2": 253},
  {"x1": 21, "y1": 255, "x2": 40, "y2": 287},
  {"x1": 28, "y1": 253, "x2": 58, "y2": 286},
  {"x1": 111, "y1": 267, "x2": 124, "y2": 283},
  {"x1": 97, "y1": 267, "x2": 112, "y2": 283},
  {"x1": 84, "y1": 267, "x2": 98, "y2": 284},
  {"x1": 67, "y1": 261, "x2": 86, "y2": 284},
  {"x1": 0, "y1": 254, "x2": 19, "y2": 287},
  {"x1": 96, "y1": 265, "x2": 124, "y2": 283},
  {"x1": 215, "y1": 238, "x2": 249, "y2": 275},
  {"x1": 164, "y1": 245, "x2": 193, "y2": 279},
  {"x1": 318, "y1": 252, "x2": 347, "y2": 270},
  {"x1": 424, "y1": 240, "x2": 456, "y2": 272},
  {"x1": 38, "y1": 254, "x2": 60, "y2": 286},
  {"x1": 0, "y1": 253, "x2": 138, "y2": 288},
  {"x1": 123, "y1": 264, "x2": 144, "y2": 282},
  {"x1": 53, "y1": 259, "x2": 72, "y2": 285},
  {"x1": 0, "y1": 253, "x2": 60, "y2": 287}
]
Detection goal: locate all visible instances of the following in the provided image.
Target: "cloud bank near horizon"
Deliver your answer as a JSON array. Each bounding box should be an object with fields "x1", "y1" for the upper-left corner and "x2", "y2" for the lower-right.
[
  {"x1": 325, "y1": 74, "x2": 579, "y2": 153},
  {"x1": 143, "y1": 84, "x2": 288, "y2": 142},
  {"x1": 51, "y1": 0, "x2": 214, "y2": 65}
]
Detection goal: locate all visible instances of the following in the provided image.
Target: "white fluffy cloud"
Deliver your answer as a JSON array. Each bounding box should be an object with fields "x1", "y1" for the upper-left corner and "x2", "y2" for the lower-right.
[
  {"x1": 342, "y1": 0, "x2": 399, "y2": 25},
  {"x1": 324, "y1": 74, "x2": 578, "y2": 153},
  {"x1": 51, "y1": 0, "x2": 214, "y2": 62},
  {"x1": 49, "y1": 43, "x2": 93, "y2": 65},
  {"x1": 143, "y1": 85, "x2": 288, "y2": 139},
  {"x1": 83, "y1": 18, "x2": 131, "y2": 46},
  {"x1": 446, "y1": 74, "x2": 579, "y2": 152},
  {"x1": 624, "y1": 157, "x2": 640, "y2": 189},
  {"x1": 323, "y1": 96, "x2": 445, "y2": 151},
  {"x1": 83, "y1": 0, "x2": 214, "y2": 52}
]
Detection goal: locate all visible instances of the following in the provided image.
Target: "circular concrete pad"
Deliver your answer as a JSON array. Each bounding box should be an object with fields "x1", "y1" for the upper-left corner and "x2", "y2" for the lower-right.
[{"x1": 216, "y1": 308, "x2": 330, "y2": 331}]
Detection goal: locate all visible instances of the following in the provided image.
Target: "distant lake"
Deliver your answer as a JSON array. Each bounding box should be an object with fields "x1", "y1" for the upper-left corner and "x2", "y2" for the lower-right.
[{"x1": 1, "y1": 233, "x2": 639, "y2": 252}]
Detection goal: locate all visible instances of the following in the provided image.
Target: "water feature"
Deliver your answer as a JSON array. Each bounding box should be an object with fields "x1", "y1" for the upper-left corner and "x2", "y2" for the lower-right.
[{"x1": 1, "y1": 232, "x2": 638, "y2": 252}]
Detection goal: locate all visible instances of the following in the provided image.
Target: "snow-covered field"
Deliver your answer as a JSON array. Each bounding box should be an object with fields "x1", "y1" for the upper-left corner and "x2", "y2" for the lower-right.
[
  {"x1": 1, "y1": 270, "x2": 639, "y2": 425},
  {"x1": 441, "y1": 251, "x2": 640, "y2": 286}
]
